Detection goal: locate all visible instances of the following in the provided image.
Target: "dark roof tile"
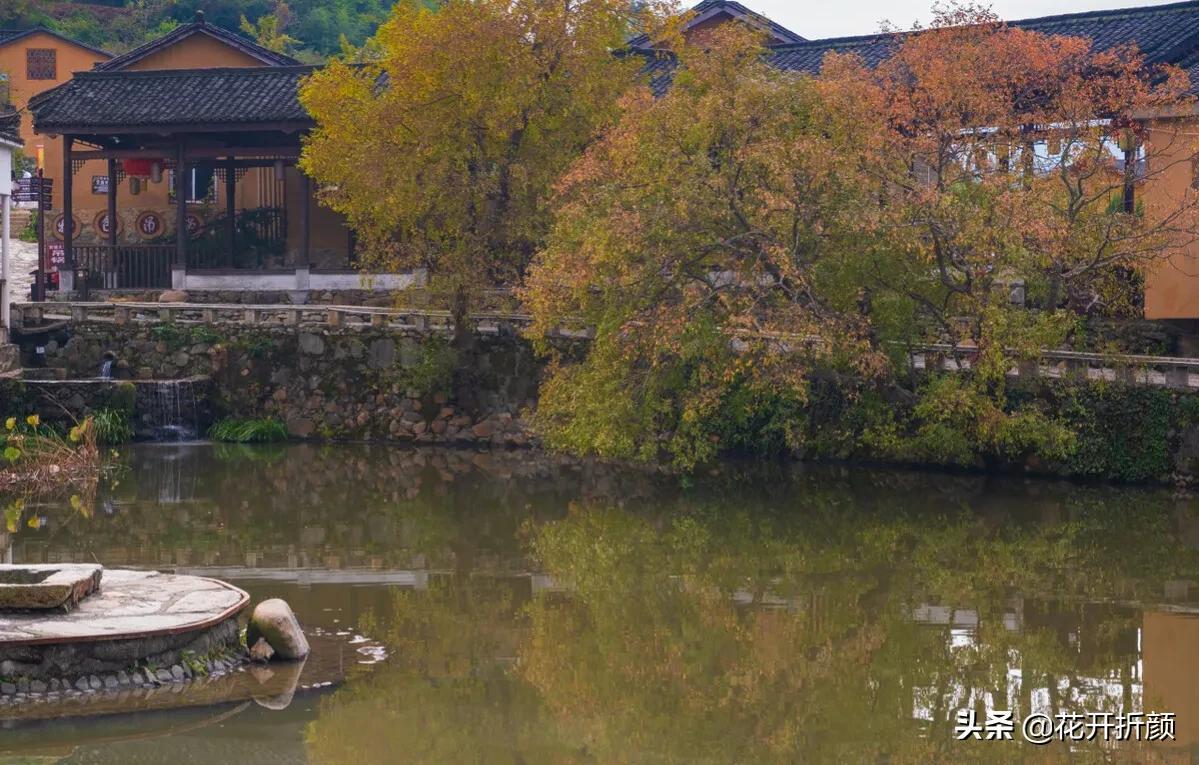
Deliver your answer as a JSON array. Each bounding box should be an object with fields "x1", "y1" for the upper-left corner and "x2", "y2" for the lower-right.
[
  {"x1": 629, "y1": 0, "x2": 805, "y2": 50},
  {"x1": 768, "y1": 0, "x2": 1199, "y2": 77},
  {"x1": 0, "y1": 105, "x2": 21, "y2": 146},
  {"x1": 30, "y1": 66, "x2": 315, "y2": 131}
]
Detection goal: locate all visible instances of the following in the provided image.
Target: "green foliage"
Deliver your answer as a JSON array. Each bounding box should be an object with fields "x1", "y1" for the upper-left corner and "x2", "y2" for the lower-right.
[
  {"x1": 17, "y1": 211, "x2": 38, "y2": 244},
  {"x1": 209, "y1": 417, "x2": 289, "y2": 443},
  {"x1": 234, "y1": 332, "x2": 277, "y2": 358},
  {"x1": 391, "y1": 336, "x2": 457, "y2": 397},
  {"x1": 150, "y1": 324, "x2": 222, "y2": 350},
  {"x1": 1, "y1": 0, "x2": 400, "y2": 59},
  {"x1": 1052, "y1": 383, "x2": 1175, "y2": 483},
  {"x1": 91, "y1": 408, "x2": 134, "y2": 445}
]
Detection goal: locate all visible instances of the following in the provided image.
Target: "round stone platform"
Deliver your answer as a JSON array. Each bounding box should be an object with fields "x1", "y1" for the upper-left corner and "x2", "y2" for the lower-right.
[{"x1": 0, "y1": 569, "x2": 249, "y2": 683}]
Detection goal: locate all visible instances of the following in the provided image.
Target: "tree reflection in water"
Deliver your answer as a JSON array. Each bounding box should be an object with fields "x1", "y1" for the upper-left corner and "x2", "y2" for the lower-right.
[
  {"x1": 300, "y1": 456, "x2": 1199, "y2": 764},
  {"x1": 3, "y1": 445, "x2": 1199, "y2": 762}
]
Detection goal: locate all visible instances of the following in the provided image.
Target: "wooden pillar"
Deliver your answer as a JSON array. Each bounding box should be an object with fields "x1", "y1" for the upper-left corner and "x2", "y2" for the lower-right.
[
  {"x1": 62, "y1": 135, "x2": 74, "y2": 272},
  {"x1": 224, "y1": 156, "x2": 236, "y2": 267},
  {"x1": 175, "y1": 139, "x2": 187, "y2": 268},
  {"x1": 300, "y1": 170, "x2": 311, "y2": 267},
  {"x1": 106, "y1": 158, "x2": 117, "y2": 252}
]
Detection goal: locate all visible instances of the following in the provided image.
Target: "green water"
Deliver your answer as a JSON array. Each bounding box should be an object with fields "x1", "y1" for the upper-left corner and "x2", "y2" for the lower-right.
[{"x1": 3, "y1": 443, "x2": 1199, "y2": 763}]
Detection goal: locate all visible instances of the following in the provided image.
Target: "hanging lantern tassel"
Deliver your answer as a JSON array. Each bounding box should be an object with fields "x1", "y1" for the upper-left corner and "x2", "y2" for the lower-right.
[{"x1": 151, "y1": 161, "x2": 163, "y2": 184}]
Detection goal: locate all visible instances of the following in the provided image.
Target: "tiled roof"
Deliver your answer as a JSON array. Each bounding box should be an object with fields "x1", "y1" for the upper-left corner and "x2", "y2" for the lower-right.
[
  {"x1": 769, "y1": 0, "x2": 1199, "y2": 77},
  {"x1": 0, "y1": 27, "x2": 111, "y2": 58},
  {"x1": 30, "y1": 66, "x2": 316, "y2": 132},
  {"x1": 0, "y1": 105, "x2": 21, "y2": 146},
  {"x1": 93, "y1": 15, "x2": 298, "y2": 71},
  {"x1": 628, "y1": 0, "x2": 805, "y2": 50}
]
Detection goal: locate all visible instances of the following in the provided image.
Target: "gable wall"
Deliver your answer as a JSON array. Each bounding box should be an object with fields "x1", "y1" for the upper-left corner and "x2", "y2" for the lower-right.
[
  {"x1": 0, "y1": 31, "x2": 109, "y2": 211},
  {"x1": 122, "y1": 34, "x2": 267, "y2": 71}
]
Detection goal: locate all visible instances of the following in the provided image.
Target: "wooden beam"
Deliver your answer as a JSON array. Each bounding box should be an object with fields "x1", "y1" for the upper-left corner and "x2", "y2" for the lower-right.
[
  {"x1": 106, "y1": 157, "x2": 117, "y2": 257},
  {"x1": 39, "y1": 121, "x2": 313, "y2": 136},
  {"x1": 225, "y1": 156, "x2": 236, "y2": 268},
  {"x1": 73, "y1": 148, "x2": 301, "y2": 161},
  {"x1": 300, "y1": 171, "x2": 311, "y2": 267},
  {"x1": 63, "y1": 135, "x2": 74, "y2": 278}
]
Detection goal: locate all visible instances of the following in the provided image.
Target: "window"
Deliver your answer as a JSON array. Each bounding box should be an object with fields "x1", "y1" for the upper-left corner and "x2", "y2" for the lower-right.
[
  {"x1": 26, "y1": 49, "x2": 56, "y2": 80},
  {"x1": 169, "y1": 166, "x2": 215, "y2": 203}
]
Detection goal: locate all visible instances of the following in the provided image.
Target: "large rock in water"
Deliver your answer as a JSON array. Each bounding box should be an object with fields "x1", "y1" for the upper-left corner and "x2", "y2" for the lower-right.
[{"x1": 246, "y1": 599, "x2": 310, "y2": 660}]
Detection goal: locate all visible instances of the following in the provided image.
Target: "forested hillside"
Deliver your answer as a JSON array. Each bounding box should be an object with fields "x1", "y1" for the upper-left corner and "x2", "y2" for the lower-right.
[{"x1": 0, "y1": 0, "x2": 400, "y2": 61}]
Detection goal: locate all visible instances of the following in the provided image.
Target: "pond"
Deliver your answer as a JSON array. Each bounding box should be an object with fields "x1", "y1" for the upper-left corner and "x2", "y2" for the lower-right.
[{"x1": 2, "y1": 443, "x2": 1199, "y2": 763}]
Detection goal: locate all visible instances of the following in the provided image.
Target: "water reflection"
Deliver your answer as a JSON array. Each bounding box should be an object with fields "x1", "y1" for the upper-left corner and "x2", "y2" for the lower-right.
[{"x1": 2, "y1": 444, "x2": 1199, "y2": 762}]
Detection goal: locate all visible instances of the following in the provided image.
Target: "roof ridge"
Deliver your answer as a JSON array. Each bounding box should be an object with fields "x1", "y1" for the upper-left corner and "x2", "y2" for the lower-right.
[
  {"x1": 1007, "y1": 0, "x2": 1199, "y2": 26},
  {"x1": 76, "y1": 64, "x2": 318, "y2": 78},
  {"x1": 771, "y1": 0, "x2": 1199, "y2": 51}
]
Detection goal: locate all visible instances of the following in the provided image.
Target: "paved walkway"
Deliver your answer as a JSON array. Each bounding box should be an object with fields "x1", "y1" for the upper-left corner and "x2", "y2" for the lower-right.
[
  {"x1": 4, "y1": 237, "x2": 36, "y2": 304},
  {"x1": 0, "y1": 569, "x2": 248, "y2": 645}
]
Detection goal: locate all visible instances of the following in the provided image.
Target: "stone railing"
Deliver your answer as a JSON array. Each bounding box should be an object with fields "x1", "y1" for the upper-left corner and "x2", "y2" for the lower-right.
[
  {"x1": 10, "y1": 301, "x2": 1199, "y2": 389},
  {"x1": 9, "y1": 301, "x2": 567, "y2": 337}
]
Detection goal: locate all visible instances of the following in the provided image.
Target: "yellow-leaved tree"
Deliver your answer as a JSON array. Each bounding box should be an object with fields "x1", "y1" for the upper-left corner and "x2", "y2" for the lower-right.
[{"x1": 300, "y1": 0, "x2": 670, "y2": 352}]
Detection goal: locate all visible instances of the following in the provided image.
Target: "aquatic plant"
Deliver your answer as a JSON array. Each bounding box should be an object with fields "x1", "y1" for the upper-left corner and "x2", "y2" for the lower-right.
[
  {"x1": 0, "y1": 413, "x2": 101, "y2": 494},
  {"x1": 208, "y1": 417, "x2": 289, "y2": 443},
  {"x1": 91, "y1": 408, "x2": 135, "y2": 445}
]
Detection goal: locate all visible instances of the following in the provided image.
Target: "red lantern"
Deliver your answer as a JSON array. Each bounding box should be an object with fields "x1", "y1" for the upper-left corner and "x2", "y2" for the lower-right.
[{"x1": 123, "y1": 158, "x2": 154, "y2": 177}]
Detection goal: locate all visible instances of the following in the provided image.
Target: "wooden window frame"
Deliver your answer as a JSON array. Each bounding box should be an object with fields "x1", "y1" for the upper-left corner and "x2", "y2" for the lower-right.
[{"x1": 26, "y1": 48, "x2": 57, "y2": 80}]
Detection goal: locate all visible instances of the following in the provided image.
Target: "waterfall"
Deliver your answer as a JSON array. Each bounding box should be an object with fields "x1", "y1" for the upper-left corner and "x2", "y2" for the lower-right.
[
  {"x1": 145, "y1": 379, "x2": 201, "y2": 441},
  {"x1": 98, "y1": 359, "x2": 113, "y2": 379}
]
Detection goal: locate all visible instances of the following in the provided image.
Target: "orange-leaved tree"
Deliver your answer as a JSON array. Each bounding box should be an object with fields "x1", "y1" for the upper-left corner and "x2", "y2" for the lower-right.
[{"x1": 523, "y1": 6, "x2": 1199, "y2": 468}]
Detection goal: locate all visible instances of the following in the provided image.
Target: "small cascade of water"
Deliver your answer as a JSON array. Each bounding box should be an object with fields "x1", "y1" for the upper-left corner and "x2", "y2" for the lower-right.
[
  {"x1": 98, "y1": 359, "x2": 114, "y2": 379},
  {"x1": 145, "y1": 380, "x2": 201, "y2": 441}
]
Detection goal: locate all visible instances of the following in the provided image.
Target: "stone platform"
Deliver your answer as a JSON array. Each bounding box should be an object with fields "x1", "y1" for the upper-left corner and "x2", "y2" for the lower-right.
[
  {"x1": 0, "y1": 564, "x2": 102, "y2": 611},
  {"x1": 0, "y1": 569, "x2": 249, "y2": 683}
]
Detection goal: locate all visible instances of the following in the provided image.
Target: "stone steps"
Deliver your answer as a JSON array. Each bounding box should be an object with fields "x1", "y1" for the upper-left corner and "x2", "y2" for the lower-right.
[{"x1": 8, "y1": 207, "x2": 31, "y2": 231}]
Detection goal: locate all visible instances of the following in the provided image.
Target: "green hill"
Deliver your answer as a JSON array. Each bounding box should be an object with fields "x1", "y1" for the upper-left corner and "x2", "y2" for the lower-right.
[{"x1": 0, "y1": 0, "x2": 398, "y2": 61}]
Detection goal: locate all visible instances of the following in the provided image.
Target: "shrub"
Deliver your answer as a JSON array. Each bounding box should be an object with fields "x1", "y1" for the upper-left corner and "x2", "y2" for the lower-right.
[{"x1": 208, "y1": 417, "x2": 289, "y2": 443}]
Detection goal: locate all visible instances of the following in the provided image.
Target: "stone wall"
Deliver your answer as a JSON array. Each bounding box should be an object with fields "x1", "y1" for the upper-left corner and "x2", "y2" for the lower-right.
[{"x1": 23, "y1": 322, "x2": 542, "y2": 445}]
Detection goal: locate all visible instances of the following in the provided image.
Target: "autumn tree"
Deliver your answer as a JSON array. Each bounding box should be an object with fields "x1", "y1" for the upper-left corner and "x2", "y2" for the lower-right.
[
  {"x1": 523, "y1": 8, "x2": 1199, "y2": 468},
  {"x1": 300, "y1": 0, "x2": 668, "y2": 353},
  {"x1": 522, "y1": 25, "x2": 885, "y2": 466}
]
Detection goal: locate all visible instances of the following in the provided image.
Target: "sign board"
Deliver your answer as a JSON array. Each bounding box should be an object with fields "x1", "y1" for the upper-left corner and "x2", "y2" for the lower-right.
[
  {"x1": 13, "y1": 177, "x2": 52, "y2": 204},
  {"x1": 92, "y1": 175, "x2": 108, "y2": 195},
  {"x1": 46, "y1": 243, "x2": 63, "y2": 273}
]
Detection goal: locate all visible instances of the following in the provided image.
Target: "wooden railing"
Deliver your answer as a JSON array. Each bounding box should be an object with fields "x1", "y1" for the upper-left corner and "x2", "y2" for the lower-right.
[
  {"x1": 74, "y1": 245, "x2": 174, "y2": 290},
  {"x1": 9, "y1": 300, "x2": 1199, "y2": 389},
  {"x1": 186, "y1": 207, "x2": 288, "y2": 270}
]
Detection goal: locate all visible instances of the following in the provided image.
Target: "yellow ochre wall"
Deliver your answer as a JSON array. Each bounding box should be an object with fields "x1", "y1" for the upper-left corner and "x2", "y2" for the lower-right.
[
  {"x1": 122, "y1": 33, "x2": 267, "y2": 72},
  {"x1": 1140, "y1": 117, "x2": 1199, "y2": 321},
  {"x1": 0, "y1": 31, "x2": 109, "y2": 209}
]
